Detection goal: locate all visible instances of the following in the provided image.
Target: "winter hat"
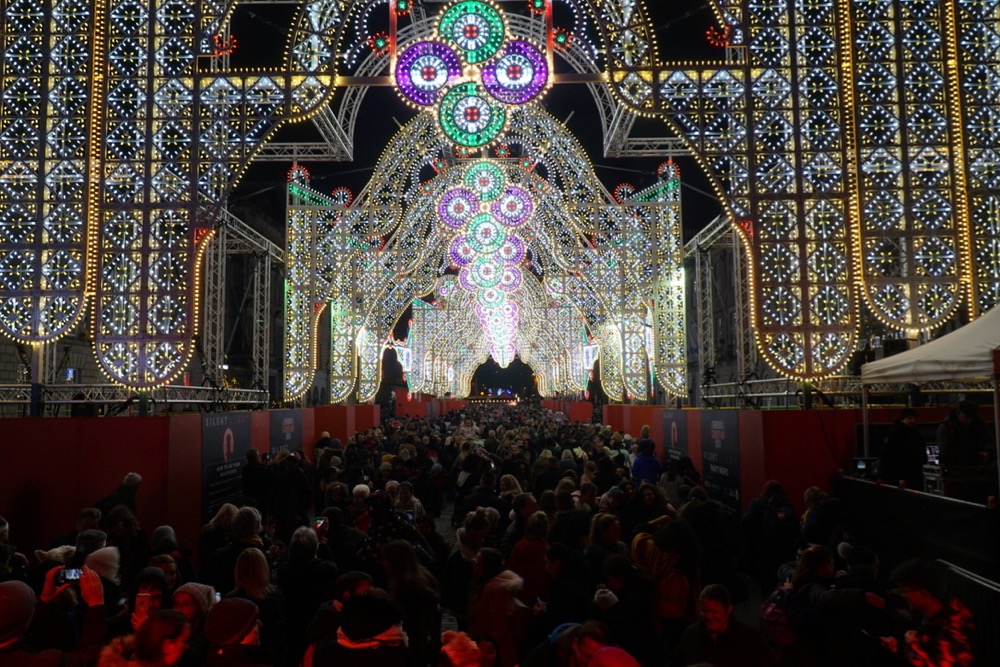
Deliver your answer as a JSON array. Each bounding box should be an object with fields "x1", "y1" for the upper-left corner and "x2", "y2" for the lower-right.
[
  {"x1": 122, "y1": 472, "x2": 143, "y2": 487},
  {"x1": 590, "y1": 646, "x2": 640, "y2": 667},
  {"x1": 151, "y1": 525, "x2": 178, "y2": 553},
  {"x1": 439, "y1": 630, "x2": 481, "y2": 667},
  {"x1": 86, "y1": 546, "x2": 121, "y2": 585},
  {"x1": 75, "y1": 529, "x2": 107, "y2": 557},
  {"x1": 379, "y1": 462, "x2": 393, "y2": 472},
  {"x1": 339, "y1": 593, "x2": 403, "y2": 642},
  {"x1": 204, "y1": 598, "x2": 258, "y2": 646},
  {"x1": 431, "y1": 463, "x2": 444, "y2": 474},
  {"x1": 173, "y1": 582, "x2": 216, "y2": 617},
  {"x1": 0, "y1": 580, "x2": 36, "y2": 643}
]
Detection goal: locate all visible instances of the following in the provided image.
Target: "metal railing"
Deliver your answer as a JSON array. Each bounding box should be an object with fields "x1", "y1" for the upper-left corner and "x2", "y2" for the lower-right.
[{"x1": 0, "y1": 384, "x2": 268, "y2": 417}]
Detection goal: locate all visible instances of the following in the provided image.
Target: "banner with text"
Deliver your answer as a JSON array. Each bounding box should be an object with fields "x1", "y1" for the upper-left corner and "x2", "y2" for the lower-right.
[
  {"x1": 269, "y1": 409, "x2": 302, "y2": 455},
  {"x1": 700, "y1": 410, "x2": 741, "y2": 514},
  {"x1": 202, "y1": 412, "x2": 252, "y2": 521},
  {"x1": 661, "y1": 410, "x2": 688, "y2": 466}
]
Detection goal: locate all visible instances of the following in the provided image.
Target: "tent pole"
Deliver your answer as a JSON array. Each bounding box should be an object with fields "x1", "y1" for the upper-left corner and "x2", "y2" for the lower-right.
[
  {"x1": 993, "y1": 350, "x2": 1000, "y2": 495},
  {"x1": 862, "y1": 386, "x2": 870, "y2": 458}
]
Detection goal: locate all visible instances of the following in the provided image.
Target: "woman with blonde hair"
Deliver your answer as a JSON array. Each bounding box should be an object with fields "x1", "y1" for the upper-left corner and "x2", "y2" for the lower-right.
[
  {"x1": 498, "y1": 475, "x2": 523, "y2": 504},
  {"x1": 199, "y1": 503, "x2": 237, "y2": 569},
  {"x1": 228, "y1": 547, "x2": 285, "y2": 655}
]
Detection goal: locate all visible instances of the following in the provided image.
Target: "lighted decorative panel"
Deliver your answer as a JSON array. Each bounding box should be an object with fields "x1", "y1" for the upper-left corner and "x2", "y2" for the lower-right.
[{"x1": 0, "y1": 0, "x2": 340, "y2": 386}]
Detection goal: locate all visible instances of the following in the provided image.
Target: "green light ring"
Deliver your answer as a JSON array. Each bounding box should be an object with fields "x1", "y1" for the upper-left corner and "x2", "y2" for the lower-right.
[
  {"x1": 439, "y1": 83, "x2": 506, "y2": 148},
  {"x1": 438, "y1": 0, "x2": 506, "y2": 64},
  {"x1": 466, "y1": 213, "x2": 505, "y2": 254},
  {"x1": 463, "y1": 159, "x2": 506, "y2": 200}
]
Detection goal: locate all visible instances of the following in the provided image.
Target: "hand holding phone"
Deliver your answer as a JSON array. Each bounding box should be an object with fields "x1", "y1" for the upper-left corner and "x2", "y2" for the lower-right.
[{"x1": 59, "y1": 568, "x2": 83, "y2": 585}]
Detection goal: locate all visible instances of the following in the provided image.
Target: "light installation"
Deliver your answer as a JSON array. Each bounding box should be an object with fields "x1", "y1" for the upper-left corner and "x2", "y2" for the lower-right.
[
  {"x1": 3, "y1": 0, "x2": 998, "y2": 393},
  {"x1": 393, "y1": 0, "x2": 549, "y2": 147},
  {"x1": 283, "y1": 104, "x2": 686, "y2": 403}
]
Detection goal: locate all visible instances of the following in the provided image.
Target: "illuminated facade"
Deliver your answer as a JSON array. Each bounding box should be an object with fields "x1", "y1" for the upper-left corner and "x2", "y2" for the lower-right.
[{"x1": 2, "y1": 0, "x2": 997, "y2": 393}]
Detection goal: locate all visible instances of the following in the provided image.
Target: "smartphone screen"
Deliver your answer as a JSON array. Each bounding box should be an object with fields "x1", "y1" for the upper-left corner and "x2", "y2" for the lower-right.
[
  {"x1": 61, "y1": 568, "x2": 83, "y2": 583},
  {"x1": 135, "y1": 592, "x2": 152, "y2": 617}
]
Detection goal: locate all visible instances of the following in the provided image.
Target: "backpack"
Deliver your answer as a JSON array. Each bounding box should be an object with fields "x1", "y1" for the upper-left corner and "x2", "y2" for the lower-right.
[{"x1": 759, "y1": 589, "x2": 796, "y2": 649}]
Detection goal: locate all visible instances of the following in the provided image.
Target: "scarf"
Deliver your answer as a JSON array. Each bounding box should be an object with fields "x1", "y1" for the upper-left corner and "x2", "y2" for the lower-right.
[{"x1": 336, "y1": 624, "x2": 409, "y2": 650}]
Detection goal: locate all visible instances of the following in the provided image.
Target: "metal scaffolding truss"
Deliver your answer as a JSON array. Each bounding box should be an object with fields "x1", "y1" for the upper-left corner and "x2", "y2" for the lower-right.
[{"x1": 201, "y1": 211, "x2": 283, "y2": 391}]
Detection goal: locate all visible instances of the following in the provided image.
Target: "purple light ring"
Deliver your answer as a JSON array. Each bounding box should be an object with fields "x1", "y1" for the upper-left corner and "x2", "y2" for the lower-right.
[
  {"x1": 481, "y1": 40, "x2": 548, "y2": 105},
  {"x1": 395, "y1": 40, "x2": 463, "y2": 106}
]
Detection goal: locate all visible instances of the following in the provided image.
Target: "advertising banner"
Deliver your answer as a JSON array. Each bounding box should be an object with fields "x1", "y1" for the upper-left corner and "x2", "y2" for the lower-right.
[
  {"x1": 700, "y1": 410, "x2": 741, "y2": 514},
  {"x1": 202, "y1": 412, "x2": 252, "y2": 521}
]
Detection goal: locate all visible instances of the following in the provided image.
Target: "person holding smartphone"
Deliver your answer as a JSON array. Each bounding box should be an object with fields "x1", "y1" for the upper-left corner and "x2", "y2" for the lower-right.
[{"x1": 0, "y1": 566, "x2": 105, "y2": 662}]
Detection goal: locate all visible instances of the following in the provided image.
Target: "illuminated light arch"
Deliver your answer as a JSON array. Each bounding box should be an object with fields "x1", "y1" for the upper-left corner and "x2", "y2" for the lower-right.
[{"x1": 283, "y1": 104, "x2": 685, "y2": 402}]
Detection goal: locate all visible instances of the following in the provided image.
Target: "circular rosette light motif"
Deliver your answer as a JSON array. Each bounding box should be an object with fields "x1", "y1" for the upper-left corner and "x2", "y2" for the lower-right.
[
  {"x1": 470, "y1": 255, "x2": 503, "y2": 287},
  {"x1": 467, "y1": 214, "x2": 505, "y2": 254},
  {"x1": 438, "y1": 187, "x2": 478, "y2": 228},
  {"x1": 497, "y1": 266, "x2": 522, "y2": 293},
  {"x1": 439, "y1": 83, "x2": 506, "y2": 147},
  {"x1": 482, "y1": 41, "x2": 548, "y2": 104},
  {"x1": 464, "y1": 160, "x2": 505, "y2": 200},
  {"x1": 438, "y1": 0, "x2": 505, "y2": 64},
  {"x1": 492, "y1": 186, "x2": 532, "y2": 226},
  {"x1": 395, "y1": 41, "x2": 462, "y2": 106},
  {"x1": 449, "y1": 236, "x2": 476, "y2": 266},
  {"x1": 497, "y1": 236, "x2": 525, "y2": 264},
  {"x1": 458, "y1": 267, "x2": 478, "y2": 292},
  {"x1": 477, "y1": 286, "x2": 506, "y2": 309}
]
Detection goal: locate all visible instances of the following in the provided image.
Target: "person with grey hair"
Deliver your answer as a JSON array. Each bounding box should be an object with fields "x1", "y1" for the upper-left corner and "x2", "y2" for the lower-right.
[
  {"x1": 277, "y1": 526, "x2": 338, "y2": 666},
  {"x1": 200, "y1": 506, "x2": 264, "y2": 595}
]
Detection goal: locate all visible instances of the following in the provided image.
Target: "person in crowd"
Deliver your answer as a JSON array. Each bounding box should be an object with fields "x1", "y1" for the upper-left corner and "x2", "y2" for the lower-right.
[
  {"x1": 878, "y1": 409, "x2": 927, "y2": 491},
  {"x1": 499, "y1": 493, "x2": 538, "y2": 558},
  {"x1": 381, "y1": 540, "x2": 440, "y2": 666},
  {"x1": 782, "y1": 544, "x2": 886, "y2": 667},
  {"x1": 48, "y1": 508, "x2": 102, "y2": 550},
  {"x1": 107, "y1": 566, "x2": 170, "y2": 639},
  {"x1": 304, "y1": 570, "x2": 374, "y2": 645},
  {"x1": 99, "y1": 609, "x2": 191, "y2": 667},
  {"x1": 150, "y1": 525, "x2": 196, "y2": 587},
  {"x1": 301, "y1": 590, "x2": 411, "y2": 667},
  {"x1": 672, "y1": 584, "x2": 770, "y2": 667},
  {"x1": 201, "y1": 506, "x2": 265, "y2": 595},
  {"x1": 103, "y1": 506, "x2": 149, "y2": 589},
  {"x1": 583, "y1": 513, "x2": 628, "y2": 585},
  {"x1": 521, "y1": 620, "x2": 612, "y2": 667},
  {"x1": 741, "y1": 480, "x2": 800, "y2": 594},
  {"x1": 276, "y1": 526, "x2": 337, "y2": 665},
  {"x1": 170, "y1": 582, "x2": 216, "y2": 667},
  {"x1": 880, "y1": 559, "x2": 975, "y2": 667},
  {"x1": 227, "y1": 547, "x2": 284, "y2": 658},
  {"x1": 631, "y1": 515, "x2": 701, "y2": 645},
  {"x1": 199, "y1": 504, "x2": 238, "y2": 571},
  {"x1": 86, "y1": 546, "x2": 124, "y2": 618},
  {"x1": 0, "y1": 566, "x2": 105, "y2": 666},
  {"x1": 630, "y1": 439, "x2": 662, "y2": 486},
  {"x1": 442, "y1": 509, "x2": 491, "y2": 629},
  {"x1": 590, "y1": 555, "x2": 660, "y2": 666},
  {"x1": 468, "y1": 548, "x2": 525, "y2": 667},
  {"x1": 203, "y1": 598, "x2": 274, "y2": 666},
  {"x1": 507, "y1": 511, "x2": 551, "y2": 606}
]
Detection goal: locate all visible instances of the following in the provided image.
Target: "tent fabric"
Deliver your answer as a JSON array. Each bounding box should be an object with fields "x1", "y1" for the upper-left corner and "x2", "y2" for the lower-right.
[{"x1": 861, "y1": 306, "x2": 1000, "y2": 385}]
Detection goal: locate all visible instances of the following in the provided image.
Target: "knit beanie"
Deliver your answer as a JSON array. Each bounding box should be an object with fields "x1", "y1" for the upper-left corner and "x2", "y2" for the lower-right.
[
  {"x1": 204, "y1": 598, "x2": 258, "y2": 646},
  {"x1": 0, "y1": 581, "x2": 36, "y2": 643},
  {"x1": 86, "y1": 546, "x2": 121, "y2": 585},
  {"x1": 151, "y1": 525, "x2": 178, "y2": 552},
  {"x1": 173, "y1": 582, "x2": 216, "y2": 617},
  {"x1": 75, "y1": 529, "x2": 107, "y2": 557},
  {"x1": 122, "y1": 472, "x2": 143, "y2": 487},
  {"x1": 589, "y1": 646, "x2": 640, "y2": 667}
]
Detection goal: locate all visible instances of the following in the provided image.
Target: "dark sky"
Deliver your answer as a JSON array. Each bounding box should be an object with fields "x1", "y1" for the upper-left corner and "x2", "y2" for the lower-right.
[{"x1": 229, "y1": 0, "x2": 724, "y2": 240}]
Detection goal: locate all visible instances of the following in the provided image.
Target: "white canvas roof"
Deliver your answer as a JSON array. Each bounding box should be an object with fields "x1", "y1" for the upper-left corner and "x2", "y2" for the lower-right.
[{"x1": 861, "y1": 306, "x2": 1000, "y2": 385}]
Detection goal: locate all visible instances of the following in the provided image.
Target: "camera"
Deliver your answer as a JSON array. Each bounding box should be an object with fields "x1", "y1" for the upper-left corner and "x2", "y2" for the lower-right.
[{"x1": 59, "y1": 568, "x2": 83, "y2": 584}]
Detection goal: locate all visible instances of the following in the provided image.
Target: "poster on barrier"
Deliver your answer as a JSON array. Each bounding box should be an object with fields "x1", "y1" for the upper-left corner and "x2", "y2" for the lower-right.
[
  {"x1": 700, "y1": 410, "x2": 741, "y2": 514},
  {"x1": 661, "y1": 410, "x2": 688, "y2": 465},
  {"x1": 269, "y1": 409, "x2": 302, "y2": 455},
  {"x1": 202, "y1": 412, "x2": 252, "y2": 521}
]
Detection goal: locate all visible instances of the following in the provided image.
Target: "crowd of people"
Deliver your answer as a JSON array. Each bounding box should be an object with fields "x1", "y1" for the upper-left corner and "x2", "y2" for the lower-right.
[{"x1": 0, "y1": 401, "x2": 980, "y2": 666}]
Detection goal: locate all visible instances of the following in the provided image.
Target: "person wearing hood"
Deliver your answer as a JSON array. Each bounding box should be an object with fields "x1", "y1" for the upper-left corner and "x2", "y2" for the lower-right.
[
  {"x1": 468, "y1": 549, "x2": 526, "y2": 667},
  {"x1": 302, "y1": 591, "x2": 411, "y2": 667},
  {"x1": 0, "y1": 565, "x2": 105, "y2": 667},
  {"x1": 171, "y1": 582, "x2": 216, "y2": 667},
  {"x1": 203, "y1": 598, "x2": 274, "y2": 667}
]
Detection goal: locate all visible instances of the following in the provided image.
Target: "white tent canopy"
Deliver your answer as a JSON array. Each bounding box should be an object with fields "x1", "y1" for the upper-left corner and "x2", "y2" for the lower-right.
[{"x1": 861, "y1": 306, "x2": 1000, "y2": 385}]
